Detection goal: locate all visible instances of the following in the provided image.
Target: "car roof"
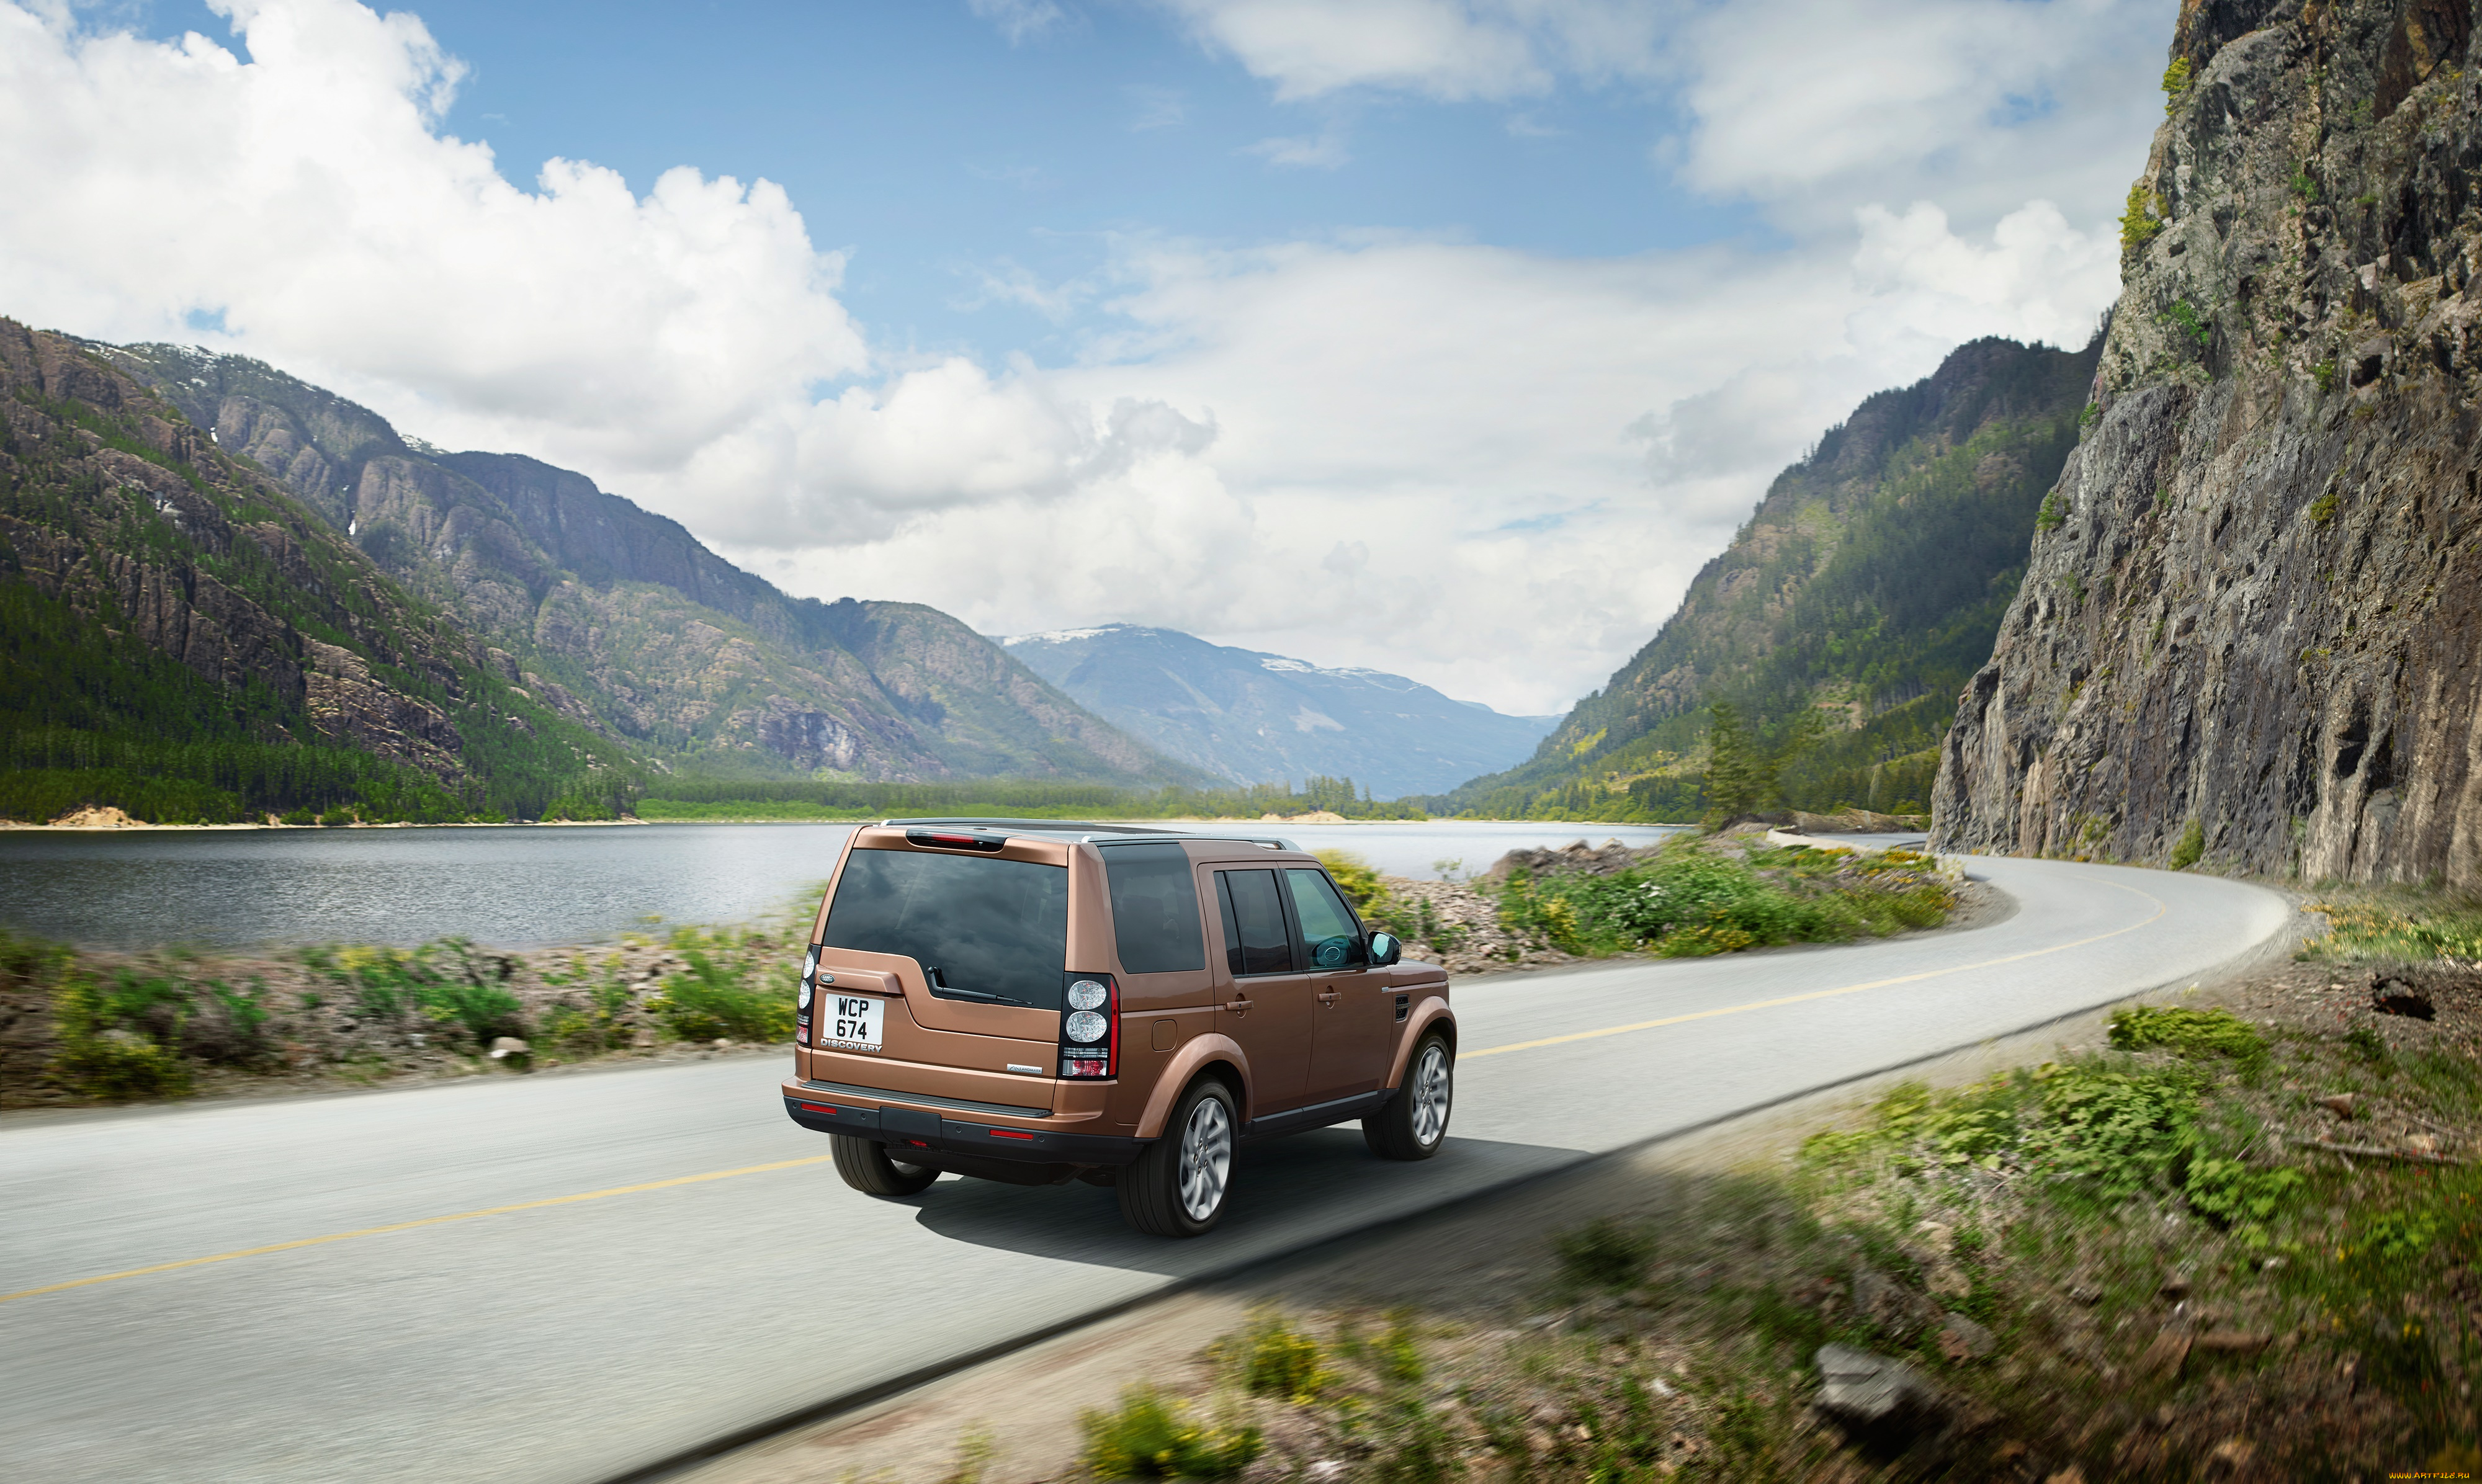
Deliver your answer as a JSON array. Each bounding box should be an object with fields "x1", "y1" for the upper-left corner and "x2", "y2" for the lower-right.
[{"x1": 879, "y1": 817, "x2": 1304, "y2": 853}]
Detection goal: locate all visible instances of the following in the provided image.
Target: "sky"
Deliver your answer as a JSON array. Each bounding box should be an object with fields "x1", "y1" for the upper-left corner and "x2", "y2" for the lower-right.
[{"x1": 0, "y1": 0, "x2": 2174, "y2": 715}]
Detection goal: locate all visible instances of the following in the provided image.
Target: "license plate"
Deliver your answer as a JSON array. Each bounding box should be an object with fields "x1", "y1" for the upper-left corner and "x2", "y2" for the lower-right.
[{"x1": 820, "y1": 995, "x2": 885, "y2": 1052}]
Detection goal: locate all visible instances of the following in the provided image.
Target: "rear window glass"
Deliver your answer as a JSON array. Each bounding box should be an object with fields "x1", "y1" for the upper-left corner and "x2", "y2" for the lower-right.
[
  {"x1": 1100, "y1": 843, "x2": 1206, "y2": 973},
  {"x1": 821, "y1": 848, "x2": 1069, "y2": 1008},
  {"x1": 1217, "y1": 869, "x2": 1295, "y2": 976}
]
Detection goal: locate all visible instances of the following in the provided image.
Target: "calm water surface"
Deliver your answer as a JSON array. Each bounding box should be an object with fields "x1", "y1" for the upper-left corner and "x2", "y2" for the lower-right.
[{"x1": 0, "y1": 820, "x2": 1685, "y2": 950}]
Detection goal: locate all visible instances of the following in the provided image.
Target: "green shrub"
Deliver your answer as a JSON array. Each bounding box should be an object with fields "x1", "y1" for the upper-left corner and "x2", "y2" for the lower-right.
[
  {"x1": 47, "y1": 982, "x2": 190, "y2": 1099},
  {"x1": 1554, "y1": 1216, "x2": 1656, "y2": 1289},
  {"x1": 2308, "y1": 491, "x2": 2341, "y2": 525},
  {"x1": 2162, "y1": 56, "x2": 2193, "y2": 112},
  {"x1": 2119, "y1": 182, "x2": 2165, "y2": 251},
  {"x1": 2169, "y1": 818, "x2": 2205, "y2": 869},
  {"x1": 1312, "y1": 849, "x2": 1383, "y2": 910},
  {"x1": 1220, "y1": 1311, "x2": 1335, "y2": 1403},
  {"x1": 2313, "y1": 359, "x2": 2339, "y2": 393},
  {"x1": 649, "y1": 950, "x2": 792, "y2": 1042},
  {"x1": 2035, "y1": 489, "x2": 2068, "y2": 532},
  {"x1": 2108, "y1": 1004, "x2": 2265, "y2": 1063},
  {"x1": 1078, "y1": 1388, "x2": 1261, "y2": 1480}
]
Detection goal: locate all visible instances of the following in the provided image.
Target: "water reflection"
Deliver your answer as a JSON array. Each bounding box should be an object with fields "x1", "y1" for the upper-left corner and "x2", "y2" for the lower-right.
[{"x1": 0, "y1": 819, "x2": 1682, "y2": 950}]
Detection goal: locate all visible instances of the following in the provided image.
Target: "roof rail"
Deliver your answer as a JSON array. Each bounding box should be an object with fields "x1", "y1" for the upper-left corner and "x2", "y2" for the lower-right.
[{"x1": 878, "y1": 817, "x2": 1302, "y2": 852}]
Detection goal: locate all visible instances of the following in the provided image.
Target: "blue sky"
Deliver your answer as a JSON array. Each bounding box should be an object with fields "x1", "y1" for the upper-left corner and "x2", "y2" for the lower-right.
[
  {"x1": 8, "y1": 0, "x2": 2174, "y2": 712},
  {"x1": 136, "y1": 0, "x2": 1755, "y2": 365}
]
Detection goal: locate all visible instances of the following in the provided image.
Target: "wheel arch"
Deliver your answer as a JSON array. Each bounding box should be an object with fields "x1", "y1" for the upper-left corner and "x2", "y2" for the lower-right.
[{"x1": 1134, "y1": 1034, "x2": 1251, "y2": 1138}]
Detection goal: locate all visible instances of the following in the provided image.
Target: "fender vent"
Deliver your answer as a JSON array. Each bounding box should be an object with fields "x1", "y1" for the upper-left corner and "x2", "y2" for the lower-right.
[{"x1": 1395, "y1": 994, "x2": 1410, "y2": 1022}]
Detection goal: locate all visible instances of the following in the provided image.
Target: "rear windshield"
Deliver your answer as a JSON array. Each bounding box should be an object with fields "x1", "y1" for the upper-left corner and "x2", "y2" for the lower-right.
[
  {"x1": 821, "y1": 848, "x2": 1069, "y2": 1008},
  {"x1": 1100, "y1": 842, "x2": 1206, "y2": 973}
]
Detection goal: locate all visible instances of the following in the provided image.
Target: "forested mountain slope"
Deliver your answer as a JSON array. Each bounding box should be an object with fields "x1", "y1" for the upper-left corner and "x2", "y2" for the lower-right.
[
  {"x1": 1001, "y1": 623, "x2": 1559, "y2": 796},
  {"x1": 94, "y1": 341, "x2": 1191, "y2": 787},
  {"x1": 1936, "y1": 0, "x2": 2482, "y2": 886},
  {"x1": 0, "y1": 320, "x2": 629, "y2": 821},
  {"x1": 1441, "y1": 335, "x2": 2099, "y2": 820}
]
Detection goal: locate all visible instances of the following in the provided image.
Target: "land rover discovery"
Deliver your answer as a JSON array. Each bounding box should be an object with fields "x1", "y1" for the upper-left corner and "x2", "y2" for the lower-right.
[{"x1": 780, "y1": 820, "x2": 1456, "y2": 1236}]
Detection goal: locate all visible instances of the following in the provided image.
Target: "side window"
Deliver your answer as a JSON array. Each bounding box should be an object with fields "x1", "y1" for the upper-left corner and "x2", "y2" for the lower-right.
[
  {"x1": 1216, "y1": 869, "x2": 1296, "y2": 976},
  {"x1": 1285, "y1": 869, "x2": 1366, "y2": 968},
  {"x1": 1100, "y1": 842, "x2": 1206, "y2": 973}
]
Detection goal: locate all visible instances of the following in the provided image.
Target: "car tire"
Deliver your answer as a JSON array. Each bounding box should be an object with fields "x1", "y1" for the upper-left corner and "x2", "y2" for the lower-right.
[
  {"x1": 1363, "y1": 1031, "x2": 1453, "y2": 1160},
  {"x1": 831, "y1": 1133, "x2": 939, "y2": 1197},
  {"x1": 1118, "y1": 1076, "x2": 1238, "y2": 1237}
]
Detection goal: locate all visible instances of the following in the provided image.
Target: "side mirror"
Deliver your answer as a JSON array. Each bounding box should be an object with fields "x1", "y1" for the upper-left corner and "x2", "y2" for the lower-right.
[{"x1": 1367, "y1": 931, "x2": 1402, "y2": 967}]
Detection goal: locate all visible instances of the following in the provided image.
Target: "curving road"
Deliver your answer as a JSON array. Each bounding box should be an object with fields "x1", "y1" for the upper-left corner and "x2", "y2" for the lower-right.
[{"x1": 0, "y1": 857, "x2": 2290, "y2": 1483}]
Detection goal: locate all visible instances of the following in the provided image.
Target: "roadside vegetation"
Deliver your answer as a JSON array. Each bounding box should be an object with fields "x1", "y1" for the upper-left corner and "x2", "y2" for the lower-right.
[
  {"x1": 1003, "y1": 896, "x2": 2481, "y2": 1481},
  {"x1": 1330, "y1": 829, "x2": 1958, "y2": 975},
  {"x1": 0, "y1": 913, "x2": 807, "y2": 1109}
]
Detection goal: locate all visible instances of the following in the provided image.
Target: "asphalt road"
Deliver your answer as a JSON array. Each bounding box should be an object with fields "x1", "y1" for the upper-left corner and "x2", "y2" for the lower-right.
[{"x1": 0, "y1": 856, "x2": 2291, "y2": 1483}]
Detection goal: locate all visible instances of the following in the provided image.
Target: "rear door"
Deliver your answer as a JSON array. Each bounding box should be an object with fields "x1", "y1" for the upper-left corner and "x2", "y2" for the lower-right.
[
  {"x1": 1207, "y1": 865, "x2": 1315, "y2": 1114},
  {"x1": 1290, "y1": 867, "x2": 1394, "y2": 1102}
]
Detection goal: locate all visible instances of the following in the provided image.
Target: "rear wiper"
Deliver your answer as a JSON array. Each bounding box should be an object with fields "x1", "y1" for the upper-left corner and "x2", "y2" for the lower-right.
[{"x1": 923, "y1": 968, "x2": 1029, "y2": 1007}]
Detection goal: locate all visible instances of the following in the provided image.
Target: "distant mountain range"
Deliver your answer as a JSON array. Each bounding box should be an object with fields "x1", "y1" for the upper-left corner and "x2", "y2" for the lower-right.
[{"x1": 999, "y1": 624, "x2": 1559, "y2": 798}]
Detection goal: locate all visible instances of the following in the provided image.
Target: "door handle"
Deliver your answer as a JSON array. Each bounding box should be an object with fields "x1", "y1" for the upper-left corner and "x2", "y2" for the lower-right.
[
  {"x1": 1317, "y1": 990, "x2": 1340, "y2": 1007},
  {"x1": 1223, "y1": 995, "x2": 1252, "y2": 1015}
]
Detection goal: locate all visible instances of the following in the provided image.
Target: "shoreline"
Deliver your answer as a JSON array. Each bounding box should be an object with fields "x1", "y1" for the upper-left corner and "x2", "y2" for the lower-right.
[{"x1": 0, "y1": 814, "x2": 1697, "y2": 833}]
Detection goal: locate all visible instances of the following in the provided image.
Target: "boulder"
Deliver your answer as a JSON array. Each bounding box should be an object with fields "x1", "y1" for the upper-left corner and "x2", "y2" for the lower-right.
[
  {"x1": 488, "y1": 1036, "x2": 530, "y2": 1060},
  {"x1": 1814, "y1": 1343, "x2": 1943, "y2": 1426}
]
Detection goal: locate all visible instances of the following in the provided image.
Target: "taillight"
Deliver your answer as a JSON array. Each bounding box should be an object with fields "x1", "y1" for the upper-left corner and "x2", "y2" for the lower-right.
[
  {"x1": 1059, "y1": 972, "x2": 1117, "y2": 1079},
  {"x1": 795, "y1": 945, "x2": 820, "y2": 1045}
]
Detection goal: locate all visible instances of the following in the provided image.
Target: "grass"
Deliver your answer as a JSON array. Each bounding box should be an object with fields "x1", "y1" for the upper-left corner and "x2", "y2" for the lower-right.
[
  {"x1": 1078, "y1": 1388, "x2": 1261, "y2": 1480},
  {"x1": 2301, "y1": 891, "x2": 2482, "y2": 962}
]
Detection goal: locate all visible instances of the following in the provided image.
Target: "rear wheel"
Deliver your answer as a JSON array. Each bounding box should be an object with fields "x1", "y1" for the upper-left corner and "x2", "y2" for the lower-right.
[
  {"x1": 1364, "y1": 1032, "x2": 1453, "y2": 1160},
  {"x1": 831, "y1": 1133, "x2": 938, "y2": 1196},
  {"x1": 1119, "y1": 1077, "x2": 1237, "y2": 1237}
]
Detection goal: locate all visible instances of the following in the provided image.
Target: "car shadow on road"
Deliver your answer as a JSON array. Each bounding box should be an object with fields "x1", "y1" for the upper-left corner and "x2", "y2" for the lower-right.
[{"x1": 908, "y1": 1127, "x2": 1587, "y2": 1277}]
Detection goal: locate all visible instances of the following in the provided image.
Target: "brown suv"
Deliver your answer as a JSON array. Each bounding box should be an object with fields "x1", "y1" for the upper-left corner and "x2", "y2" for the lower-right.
[{"x1": 779, "y1": 819, "x2": 1456, "y2": 1235}]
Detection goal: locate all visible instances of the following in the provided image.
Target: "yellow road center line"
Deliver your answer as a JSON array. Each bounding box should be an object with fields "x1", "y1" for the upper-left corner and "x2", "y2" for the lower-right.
[
  {"x1": 1466, "y1": 875, "x2": 2168, "y2": 1060},
  {"x1": 11, "y1": 873, "x2": 2175, "y2": 1306},
  {"x1": 0, "y1": 1153, "x2": 838, "y2": 1306}
]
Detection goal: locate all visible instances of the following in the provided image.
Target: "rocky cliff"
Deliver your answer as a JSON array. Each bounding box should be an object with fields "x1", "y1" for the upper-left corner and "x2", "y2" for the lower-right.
[
  {"x1": 94, "y1": 342, "x2": 1196, "y2": 786},
  {"x1": 0, "y1": 320, "x2": 630, "y2": 819},
  {"x1": 1935, "y1": 0, "x2": 2482, "y2": 887},
  {"x1": 1446, "y1": 336, "x2": 2097, "y2": 818}
]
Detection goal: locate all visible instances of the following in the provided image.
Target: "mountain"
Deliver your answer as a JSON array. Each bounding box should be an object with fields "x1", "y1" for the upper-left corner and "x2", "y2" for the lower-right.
[
  {"x1": 89, "y1": 341, "x2": 1196, "y2": 787},
  {"x1": 997, "y1": 624, "x2": 1560, "y2": 797},
  {"x1": 0, "y1": 319, "x2": 630, "y2": 822},
  {"x1": 1441, "y1": 335, "x2": 2100, "y2": 820},
  {"x1": 1936, "y1": 0, "x2": 2482, "y2": 886}
]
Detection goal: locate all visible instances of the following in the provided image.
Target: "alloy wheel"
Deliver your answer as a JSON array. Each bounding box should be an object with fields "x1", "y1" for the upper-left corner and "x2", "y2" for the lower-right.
[
  {"x1": 1177, "y1": 1093, "x2": 1233, "y2": 1221},
  {"x1": 1410, "y1": 1043, "x2": 1451, "y2": 1146}
]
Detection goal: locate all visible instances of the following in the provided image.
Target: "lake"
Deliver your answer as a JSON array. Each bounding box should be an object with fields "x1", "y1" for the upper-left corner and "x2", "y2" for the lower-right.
[{"x1": 0, "y1": 820, "x2": 1686, "y2": 950}]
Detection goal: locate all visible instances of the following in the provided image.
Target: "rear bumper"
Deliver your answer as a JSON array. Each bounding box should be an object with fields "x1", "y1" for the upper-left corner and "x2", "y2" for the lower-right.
[{"x1": 782, "y1": 1081, "x2": 1147, "y2": 1167}]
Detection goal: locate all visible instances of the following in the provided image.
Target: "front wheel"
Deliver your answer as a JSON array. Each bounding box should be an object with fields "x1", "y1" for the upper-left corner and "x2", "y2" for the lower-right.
[
  {"x1": 1364, "y1": 1032, "x2": 1453, "y2": 1160},
  {"x1": 831, "y1": 1133, "x2": 938, "y2": 1196},
  {"x1": 1119, "y1": 1077, "x2": 1237, "y2": 1236}
]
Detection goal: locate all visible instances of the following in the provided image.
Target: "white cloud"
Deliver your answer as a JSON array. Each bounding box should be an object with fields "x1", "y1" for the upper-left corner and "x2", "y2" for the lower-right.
[
  {"x1": 1125, "y1": 83, "x2": 1188, "y2": 130},
  {"x1": 1239, "y1": 132, "x2": 1351, "y2": 168},
  {"x1": 1154, "y1": 0, "x2": 1667, "y2": 102},
  {"x1": 0, "y1": 0, "x2": 866, "y2": 467},
  {"x1": 748, "y1": 202, "x2": 2120, "y2": 713},
  {"x1": 967, "y1": 0, "x2": 1067, "y2": 46},
  {"x1": 1670, "y1": 0, "x2": 2174, "y2": 228}
]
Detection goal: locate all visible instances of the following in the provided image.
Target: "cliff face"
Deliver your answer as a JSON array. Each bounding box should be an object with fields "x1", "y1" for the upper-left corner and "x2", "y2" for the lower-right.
[
  {"x1": 0, "y1": 320, "x2": 635, "y2": 817},
  {"x1": 1935, "y1": 0, "x2": 2482, "y2": 886},
  {"x1": 1446, "y1": 336, "x2": 2097, "y2": 817},
  {"x1": 92, "y1": 342, "x2": 1197, "y2": 787}
]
